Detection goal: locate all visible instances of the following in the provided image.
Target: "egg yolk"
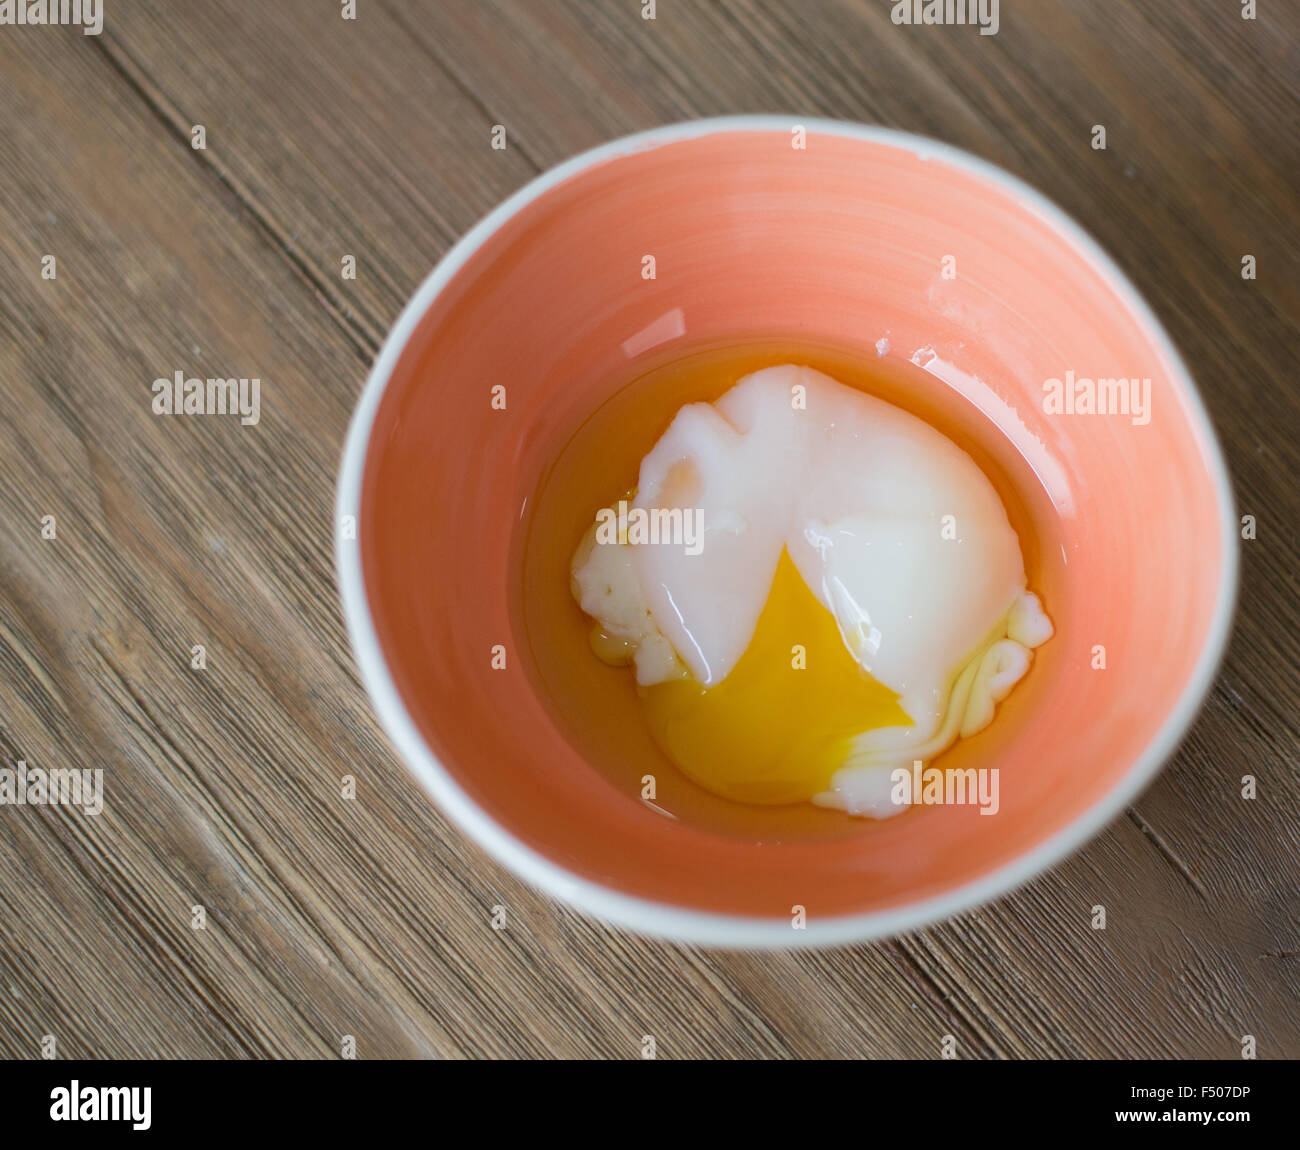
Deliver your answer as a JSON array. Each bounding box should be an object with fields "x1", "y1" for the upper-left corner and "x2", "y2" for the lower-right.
[{"x1": 637, "y1": 550, "x2": 912, "y2": 805}]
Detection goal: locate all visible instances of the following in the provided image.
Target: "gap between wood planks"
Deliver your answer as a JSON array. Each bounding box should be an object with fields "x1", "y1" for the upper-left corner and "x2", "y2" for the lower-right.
[
  {"x1": 88, "y1": 31, "x2": 385, "y2": 362},
  {"x1": 379, "y1": 0, "x2": 550, "y2": 177},
  {"x1": 1125, "y1": 808, "x2": 1208, "y2": 900}
]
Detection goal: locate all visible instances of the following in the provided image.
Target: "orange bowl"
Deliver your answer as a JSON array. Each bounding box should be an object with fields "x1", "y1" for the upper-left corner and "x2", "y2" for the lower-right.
[{"x1": 336, "y1": 118, "x2": 1236, "y2": 947}]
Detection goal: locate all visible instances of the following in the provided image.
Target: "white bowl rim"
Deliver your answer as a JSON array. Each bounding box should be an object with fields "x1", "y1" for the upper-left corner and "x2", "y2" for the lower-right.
[{"x1": 334, "y1": 115, "x2": 1238, "y2": 950}]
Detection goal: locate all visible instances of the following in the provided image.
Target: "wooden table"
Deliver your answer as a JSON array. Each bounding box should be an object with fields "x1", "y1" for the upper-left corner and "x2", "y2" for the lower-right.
[{"x1": 1, "y1": 0, "x2": 1296, "y2": 1060}]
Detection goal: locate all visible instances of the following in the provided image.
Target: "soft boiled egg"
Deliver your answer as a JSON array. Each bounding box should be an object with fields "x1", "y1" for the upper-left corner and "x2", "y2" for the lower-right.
[{"x1": 570, "y1": 364, "x2": 1052, "y2": 817}]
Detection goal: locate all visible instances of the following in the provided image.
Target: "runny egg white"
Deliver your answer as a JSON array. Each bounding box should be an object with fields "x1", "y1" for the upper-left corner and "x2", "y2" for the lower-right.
[{"x1": 571, "y1": 364, "x2": 1052, "y2": 817}]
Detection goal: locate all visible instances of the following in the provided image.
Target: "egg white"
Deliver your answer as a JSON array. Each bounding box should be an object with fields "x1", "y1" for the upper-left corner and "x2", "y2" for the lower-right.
[{"x1": 572, "y1": 364, "x2": 1052, "y2": 816}]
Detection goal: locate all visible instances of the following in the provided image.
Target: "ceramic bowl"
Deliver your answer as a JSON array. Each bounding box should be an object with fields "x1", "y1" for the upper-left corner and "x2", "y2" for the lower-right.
[{"x1": 336, "y1": 118, "x2": 1236, "y2": 947}]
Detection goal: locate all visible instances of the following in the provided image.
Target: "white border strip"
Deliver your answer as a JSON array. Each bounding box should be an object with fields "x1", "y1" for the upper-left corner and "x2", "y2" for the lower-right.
[{"x1": 334, "y1": 117, "x2": 1238, "y2": 950}]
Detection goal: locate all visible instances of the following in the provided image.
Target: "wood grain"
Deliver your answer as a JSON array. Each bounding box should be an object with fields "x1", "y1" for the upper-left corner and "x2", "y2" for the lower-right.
[{"x1": 0, "y1": 0, "x2": 1296, "y2": 1059}]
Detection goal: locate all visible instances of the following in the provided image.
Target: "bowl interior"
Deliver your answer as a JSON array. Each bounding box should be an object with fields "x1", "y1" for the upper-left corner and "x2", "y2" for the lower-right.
[{"x1": 356, "y1": 125, "x2": 1229, "y2": 925}]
